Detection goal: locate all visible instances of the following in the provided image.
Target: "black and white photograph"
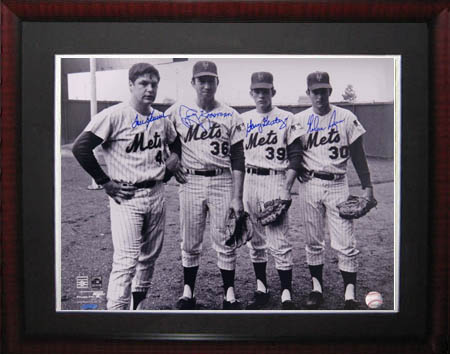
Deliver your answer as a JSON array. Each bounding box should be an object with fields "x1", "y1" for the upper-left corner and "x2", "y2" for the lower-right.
[{"x1": 55, "y1": 55, "x2": 400, "y2": 313}]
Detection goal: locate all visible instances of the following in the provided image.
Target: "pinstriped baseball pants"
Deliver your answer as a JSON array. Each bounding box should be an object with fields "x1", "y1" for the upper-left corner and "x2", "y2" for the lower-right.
[
  {"x1": 179, "y1": 170, "x2": 237, "y2": 271},
  {"x1": 298, "y1": 177, "x2": 359, "y2": 273},
  {"x1": 106, "y1": 183, "x2": 165, "y2": 310},
  {"x1": 243, "y1": 173, "x2": 293, "y2": 270}
]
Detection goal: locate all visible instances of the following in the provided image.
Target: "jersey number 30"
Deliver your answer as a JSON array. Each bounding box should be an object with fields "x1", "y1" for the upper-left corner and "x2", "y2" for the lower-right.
[{"x1": 328, "y1": 146, "x2": 349, "y2": 159}]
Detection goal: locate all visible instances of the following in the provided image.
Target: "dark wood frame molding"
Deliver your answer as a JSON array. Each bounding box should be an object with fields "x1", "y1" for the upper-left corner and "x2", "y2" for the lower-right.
[{"x1": 1, "y1": 1, "x2": 447, "y2": 353}]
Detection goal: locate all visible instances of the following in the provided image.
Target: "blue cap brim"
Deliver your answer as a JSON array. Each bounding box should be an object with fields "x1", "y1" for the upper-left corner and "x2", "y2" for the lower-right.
[
  {"x1": 193, "y1": 72, "x2": 218, "y2": 78},
  {"x1": 251, "y1": 83, "x2": 273, "y2": 89},
  {"x1": 309, "y1": 83, "x2": 332, "y2": 90}
]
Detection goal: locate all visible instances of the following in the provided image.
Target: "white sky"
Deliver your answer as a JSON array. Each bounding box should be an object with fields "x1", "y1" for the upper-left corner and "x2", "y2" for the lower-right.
[{"x1": 67, "y1": 56, "x2": 396, "y2": 105}]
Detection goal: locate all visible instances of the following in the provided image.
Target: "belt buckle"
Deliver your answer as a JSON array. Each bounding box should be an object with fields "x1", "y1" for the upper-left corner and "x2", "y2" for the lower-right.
[
  {"x1": 272, "y1": 169, "x2": 283, "y2": 176},
  {"x1": 327, "y1": 172, "x2": 343, "y2": 181},
  {"x1": 247, "y1": 167, "x2": 257, "y2": 175}
]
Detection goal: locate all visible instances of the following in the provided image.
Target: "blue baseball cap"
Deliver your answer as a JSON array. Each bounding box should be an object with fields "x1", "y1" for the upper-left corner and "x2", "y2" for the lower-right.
[{"x1": 307, "y1": 71, "x2": 332, "y2": 90}]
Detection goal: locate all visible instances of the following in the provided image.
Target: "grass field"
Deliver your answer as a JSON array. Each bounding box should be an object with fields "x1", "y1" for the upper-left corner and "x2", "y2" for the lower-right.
[{"x1": 59, "y1": 147, "x2": 396, "y2": 312}]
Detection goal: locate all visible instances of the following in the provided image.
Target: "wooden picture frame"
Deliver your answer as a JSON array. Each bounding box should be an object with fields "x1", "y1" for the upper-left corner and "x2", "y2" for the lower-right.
[{"x1": 1, "y1": 1, "x2": 447, "y2": 353}]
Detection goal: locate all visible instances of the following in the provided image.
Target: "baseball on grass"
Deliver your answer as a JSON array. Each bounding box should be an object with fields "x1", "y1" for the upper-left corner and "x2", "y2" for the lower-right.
[{"x1": 365, "y1": 291, "x2": 383, "y2": 309}]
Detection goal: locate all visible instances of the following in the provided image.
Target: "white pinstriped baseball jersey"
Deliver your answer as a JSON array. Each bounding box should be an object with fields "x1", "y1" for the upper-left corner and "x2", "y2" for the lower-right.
[
  {"x1": 294, "y1": 105, "x2": 366, "y2": 174},
  {"x1": 241, "y1": 106, "x2": 303, "y2": 170},
  {"x1": 85, "y1": 102, "x2": 177, "y2": 182},
  {"x1": 165, "y1": 101, "x2": 245, "y2": 170}
]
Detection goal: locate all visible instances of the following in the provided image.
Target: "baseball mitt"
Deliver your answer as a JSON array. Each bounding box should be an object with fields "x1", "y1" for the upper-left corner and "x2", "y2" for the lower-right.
[
  {"x1": 336, "y1": 195, "x2": 378, "y2": 219},
  {"x1": 225, "y1": 210, "x2": 252, "y2": 249},
  {"x1": 256, "y1": 199, "x2": 292, "y2": 226}
]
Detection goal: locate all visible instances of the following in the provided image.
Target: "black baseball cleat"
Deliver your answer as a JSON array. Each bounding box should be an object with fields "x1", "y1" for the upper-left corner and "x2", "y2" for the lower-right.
[
  {"x1": 246, "y1": 290, "x2": 270, "y2": 310},
  {"x1": 305, "y1": 291, "x2": 323, "y2": 309},
  {"x1": 281, "y1": 300, "x2": 297, "y2": 310},
  {"x1": 344, "y1": 299, "x2": 359, "y2": 310},
  {"x1": 223, "y1": 299, "x2": 243, "y2": 310},
  {"x1": 175, "y1": 296, "x2": 196, "y2": 310}
]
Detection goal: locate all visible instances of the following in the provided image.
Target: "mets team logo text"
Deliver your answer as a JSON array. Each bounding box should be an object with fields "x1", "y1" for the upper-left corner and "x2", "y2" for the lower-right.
[
  {"x1": 184, "y1": 123, "x2": 229, "y2": 156},
  {"x1": 126, "y1": 132, "x2": 162, "y2": 153}
]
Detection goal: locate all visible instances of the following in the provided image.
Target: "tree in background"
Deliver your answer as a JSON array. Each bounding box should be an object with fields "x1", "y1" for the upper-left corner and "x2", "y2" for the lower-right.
[{"x1": 342, "y1": 84, "x2": 357, "y2": 102}]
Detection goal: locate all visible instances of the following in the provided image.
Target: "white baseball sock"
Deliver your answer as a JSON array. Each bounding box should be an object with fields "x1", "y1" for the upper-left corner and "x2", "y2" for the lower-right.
[
  {"x1": 345, "y1": 284, "x2": 355, "y2": 300},
  {"x1": 256, "y1": 279, "x2": 267, "y2": 293},
  {"x1": 183, "y1": 284, "x2": 193, "y2": 299},
  {"x1": 225, "y1": 286, "x2": 236, "y2": 302},
  {"x1": 312, "y1": 277, "x2": 322, "y2": 293},
  {"x1": 281, "y1": 289, "x2": 292, "y2": 302}
]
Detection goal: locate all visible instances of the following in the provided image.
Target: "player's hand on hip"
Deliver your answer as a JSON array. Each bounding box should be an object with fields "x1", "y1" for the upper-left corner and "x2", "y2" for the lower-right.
[
  {"x1": 362, "y1": 186, "x2": 375, "y2": 200},
  {"x1": 297, "y1": 167, "x2": 311, "y2": 183},
  {"x1": 174, "y1": 167, "x2": 188, "y2": 184},
  {"x1": 230, "y1": 197, "x2": 244, "y2": 219},
  {"x1": 103, "y1": 180, "x2": 137, "y2": 204}
]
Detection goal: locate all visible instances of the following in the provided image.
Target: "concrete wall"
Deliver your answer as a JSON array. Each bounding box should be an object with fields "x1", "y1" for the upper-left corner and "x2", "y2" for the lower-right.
[{"x1": 62, "y1": 101, "x2": 394, "y2": 158}]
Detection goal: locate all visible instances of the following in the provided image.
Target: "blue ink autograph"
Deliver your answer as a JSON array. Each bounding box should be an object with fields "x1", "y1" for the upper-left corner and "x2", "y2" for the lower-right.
[
  {"x1": 327, "y1": 110, "x2": 344, "y2": 129},
  {"x1": 131, "y1": 110, "x2": 168, "y2": 129},
  {"x1": 306, "y1": 110, "x2": 344, "y2": 133},
  {"x1": 179, "y1": 105, "x2": 232, "y2": 131},
  {"x1": 81, "y1": 303, "x2": 98, "y2": 310},
  {"x1": 246, "y1": 116, "x2": 288, "y2": 137}
]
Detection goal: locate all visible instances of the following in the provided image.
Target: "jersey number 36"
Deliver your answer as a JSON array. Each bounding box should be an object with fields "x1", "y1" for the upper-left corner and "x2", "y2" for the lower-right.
[{"x1": 210, "y1": 141, "x2": 229, "y2": 156}]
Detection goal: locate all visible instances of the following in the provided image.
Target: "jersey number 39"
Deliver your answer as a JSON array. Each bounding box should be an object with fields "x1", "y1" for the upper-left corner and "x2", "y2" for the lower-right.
[{"x1": 266, "y1": 147, "x2": 286, "y2": 160}]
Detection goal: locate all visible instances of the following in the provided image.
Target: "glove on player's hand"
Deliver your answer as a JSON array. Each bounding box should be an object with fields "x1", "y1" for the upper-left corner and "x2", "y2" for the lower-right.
[
  {"x1": 257, "y1": 199, "x2": 292, "y2": 226},
  {"x1": 225, "y1": 209, "x2": 252, "y2": 249},
  {"x1": 336, "y1": 195, "x2": 378, "y2": 219}
]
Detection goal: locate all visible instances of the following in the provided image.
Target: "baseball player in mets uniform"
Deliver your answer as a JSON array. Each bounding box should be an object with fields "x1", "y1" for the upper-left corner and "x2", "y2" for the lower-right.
[
  {"x1": 293, "y1": 71, "x2": 375, "y2": 310},
  {"x1": 165, "y1": 61, "x2": 246, "y2": 310},
  {"x1": 241, "y1": 72, "x2": 303, "y2": 310},
  {"x1": 72, "y1": 63, "x2": 181, "y2": 310}
]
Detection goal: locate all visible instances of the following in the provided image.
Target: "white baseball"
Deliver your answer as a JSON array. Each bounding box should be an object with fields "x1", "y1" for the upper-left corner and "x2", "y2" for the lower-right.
[{"x1": 365, "y1": 291, "x2": 383, "y2": 309}]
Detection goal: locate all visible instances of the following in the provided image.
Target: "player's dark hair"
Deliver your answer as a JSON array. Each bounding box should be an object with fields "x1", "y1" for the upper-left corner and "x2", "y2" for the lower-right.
[{"x1": 129, "y1": 63, "x2": 160, "y2": 83}]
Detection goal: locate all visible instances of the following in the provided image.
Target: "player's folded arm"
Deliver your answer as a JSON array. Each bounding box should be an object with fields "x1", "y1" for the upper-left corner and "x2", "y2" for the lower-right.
[{"x1": 72, "y1": 131, "x2": 111, "y2": 185}]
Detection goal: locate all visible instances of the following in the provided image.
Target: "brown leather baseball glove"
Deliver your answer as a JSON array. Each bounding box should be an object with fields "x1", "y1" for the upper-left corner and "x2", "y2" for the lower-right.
[
  {"x1": 256, "y1": 199, "x2": 292, "y2": 226},
  {"x1": 225, "y1": 210, "x2": 252, "y2": 249},
  {"x1": 336, "y1": 195, "x2": 378, "y2": 219}
]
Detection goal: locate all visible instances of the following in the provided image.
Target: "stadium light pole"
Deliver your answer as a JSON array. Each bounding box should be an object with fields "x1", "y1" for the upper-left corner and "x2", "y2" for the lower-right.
[{"x1": 87, "y1": 57, "x2": 103, "y2": 190}]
